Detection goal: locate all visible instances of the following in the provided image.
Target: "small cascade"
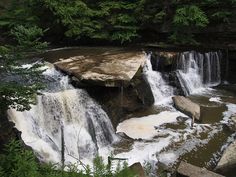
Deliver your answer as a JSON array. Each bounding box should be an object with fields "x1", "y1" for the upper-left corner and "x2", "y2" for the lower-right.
[
  {"x1": 8, "y1": 67, "x2": 118, "y2": 166},
  {"x1": 143, "y1": 54, "x2": 174, "y2": 105},
  {"x1": 176, "y1": 51, "x2": 221, "y2": 95}
]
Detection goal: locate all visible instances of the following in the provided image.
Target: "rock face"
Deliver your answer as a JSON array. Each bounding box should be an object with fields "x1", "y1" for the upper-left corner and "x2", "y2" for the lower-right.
[
  {"x1": 228, "y1": 114, "x2": 236, "y2": 131},
  {"x1": 0, "y1": 111, "x2": 21, "y2": 152},
  {"x1": 177, "y1": 161, "x2": 224, "y2": 177},
  {"x1": 228, "y1": 51, "x2": 236, "y2": 84},
  {"x1": 150, "y1": 51, "x2": 177, "y2": 72},
  {"x1": 54, "y1": 51, "x2": 146, "y2": 87},
  {"x1": 215, "y1": 140, "x2": 236, "y2": 174},
  {"x1": 86, "y1": 72, "x2": 154, "y2": 127},
  {"x1": 129, "y1": 162, "x2": 146, "y2": 177},
  {"x1": 172, "y1": 96, "x2": 201, "y2": 121},
  {"x1": 231, "y1": 115, "x2": 236, "y2": 130}
]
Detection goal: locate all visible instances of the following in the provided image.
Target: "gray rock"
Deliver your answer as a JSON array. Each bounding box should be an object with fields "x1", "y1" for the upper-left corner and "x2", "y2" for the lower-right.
[
  {"x1": 215, "y1": 140, "x2": 236, "y2": 174},
  {"x1": 231, "y1": 115, "x2": 236, "y2": 131},
  {"x1": 177, "y1": 161, "x2": 224, "y2": 177},
  {"x1": 54, "y1": 51, "x2": 146, "y2": 87},
  {"x1": 129, "y1": 162, "x2": 146, "y2": 177},
  {"x1": 172, "y1": 96, "x2": 201, "y2": 121}
]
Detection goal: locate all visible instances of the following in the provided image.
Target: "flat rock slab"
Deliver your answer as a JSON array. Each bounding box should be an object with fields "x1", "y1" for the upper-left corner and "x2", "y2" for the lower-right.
[
  {"x1": 172, "y1": 96, "x2": 201, "y2": 121},
  {"x1": 215, "y1": 140, "x2": 236, "y2": 173},
  {"x1": 54, "y1": 50, "x2": 146, "y2": 87},
  {"x1": 177, "y1": 161, "x2": 224, "y2": 177}
]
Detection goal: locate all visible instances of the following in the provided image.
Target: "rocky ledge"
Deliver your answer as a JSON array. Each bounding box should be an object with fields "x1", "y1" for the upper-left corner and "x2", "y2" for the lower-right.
[
  {"x1": 172, "y1": 96, "x2": 201, "y2": 122},
  {"x1": 215, "y1": 136, "x2": 236, "y2": 175},
  {"x1": 54, "y1": 50, "x2": 146, "y2": 87}
]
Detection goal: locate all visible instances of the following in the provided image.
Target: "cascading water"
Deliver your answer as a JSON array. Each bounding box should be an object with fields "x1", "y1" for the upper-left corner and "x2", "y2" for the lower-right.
[
  {"x1": 143, "y1": 54, "x2": 174, "y2": 105},
  {"x1": 176, "y1": 51, "x2": 221, "y2": 95},
  {"x1": 8, "y1": 66, "x2": 118, "y2": 166}
]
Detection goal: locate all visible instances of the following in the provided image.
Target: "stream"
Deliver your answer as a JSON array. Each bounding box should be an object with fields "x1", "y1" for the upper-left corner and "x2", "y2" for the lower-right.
[{"x1": 7, "y1": 47, "x2": 236, "y2": 176}]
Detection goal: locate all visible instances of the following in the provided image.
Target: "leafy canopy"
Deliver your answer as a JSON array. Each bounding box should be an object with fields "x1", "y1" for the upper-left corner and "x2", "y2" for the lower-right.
[{"x1": 0, "y1": 25, "x2": 47, "y2": 112}]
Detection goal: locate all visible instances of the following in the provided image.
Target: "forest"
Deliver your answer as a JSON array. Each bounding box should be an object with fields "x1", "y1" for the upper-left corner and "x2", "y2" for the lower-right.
[{"x1": 0, "y1": 0, "x2": 235, "y2": 45}]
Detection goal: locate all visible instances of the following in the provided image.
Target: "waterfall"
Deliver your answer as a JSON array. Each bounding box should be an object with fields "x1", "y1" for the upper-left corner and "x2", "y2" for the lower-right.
[
  {"x1": 8, "y1": 66, "x2": 118, "y2": 166},
  {"x1": 143, "y1": 54, "x2": 174, "y2": 105},
  {"x1": 144, "y1": 51, "x2": 221, "y2": 99},
  {"x1": 176, "y1": 51, "x2": 221, "y2": 95}
]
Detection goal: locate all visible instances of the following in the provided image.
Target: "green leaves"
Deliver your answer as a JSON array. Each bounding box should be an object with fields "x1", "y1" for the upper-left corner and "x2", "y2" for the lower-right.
[
  {"x1": 0, "y1": 140, "x2": 40, "y2": 177},
  {"x1": 170, "y1": 5, "x2": 209, "y2": 44},
  {"x1": 11, "y1": 25, "x2": 48, "y2": 52},
  {"x1": 1, "y1": 0, "x2": 235, "y2": 44},
  {"x1": 0, "y1": 0, "x2": 39, "y2": 29},
  {"x1": 32, "y1": 0, "x2": 140, "y2": 43},
  {"x1": 174, "y1": 5, "x2": 209, "y2": 28},
  {"x1": 0, "y1": 25, "x2": 46, "y2": 112},
  {"x1": 0, "y1": 140, "x2": 136, "y2": 177}
]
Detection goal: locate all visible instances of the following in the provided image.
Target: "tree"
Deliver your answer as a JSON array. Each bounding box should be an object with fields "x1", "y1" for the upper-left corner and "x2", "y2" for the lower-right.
[
  {"x1": 0, "y1": 25, "x2": 47, "y2": 113},
  {"x1": 169, "y1": 5, "x2": 209, "y2": 44}
]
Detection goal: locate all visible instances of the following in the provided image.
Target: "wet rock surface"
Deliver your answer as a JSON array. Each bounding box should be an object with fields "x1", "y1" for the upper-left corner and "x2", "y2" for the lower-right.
[
  {"x1": 215, "y1": 140, "x2": 236, "y2": 175},
  {"x1": 177, "y1": 161, "x2": 224, "y2": 177},
  {"x1": 54, "y1": 50, "x2": 146, "y2": 87},
  {"x1": 86, "y1": 72, "x2": 154, "y2": 127},
  {"x1": 129, "y1": 162, "x2": 146, "y2": 177},
  {"x1": 172, "y1": 96, "x2": 201, "y2": 121}
]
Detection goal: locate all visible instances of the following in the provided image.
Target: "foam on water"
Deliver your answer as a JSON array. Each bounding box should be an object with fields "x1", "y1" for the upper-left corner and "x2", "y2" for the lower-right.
[
  {"x1": 115, "y1": 114, "x2": 222, "y2": 170},
  {"x1": 209, "y1": 97, "x2": 222, "y2": 103},
  {"x1": 116, "y1": 111, "x2": 186, "y2": 140},
  {"x1": 8, "y1": 67, "x2": 118, "y2": 169},
  {"x1": 221, "y1": 103, "x2": 236, "y2": 123}
]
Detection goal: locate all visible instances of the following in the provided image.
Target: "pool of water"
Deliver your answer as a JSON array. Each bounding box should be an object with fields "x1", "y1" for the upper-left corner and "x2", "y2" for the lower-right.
[{"x1": 114, "y1": 87, "x2": 236, "y2": 176}]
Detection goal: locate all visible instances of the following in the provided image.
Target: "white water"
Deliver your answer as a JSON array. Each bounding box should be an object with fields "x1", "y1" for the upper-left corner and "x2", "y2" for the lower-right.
[
  {"x1": 113, "y1": 51, "x2": 232, "y2": 172},
  {"x1": 115, "y1": 111, "x2": 226, "y2": 170},
  {"x1": 7, "y1": 50, "x2": 230, "y2": 174},
  {"x1": 117, "y1": 111, "x2": 185, "y2": 140},
  {"x1": 143, "y1": 54, "x2": 174, "y2": 105},
  {"x1": 8, "y1": 67, "x2": 118, "y2": 167},
  {"x1": 176, "y1": 51, "x2": 221, "y2": 95}
]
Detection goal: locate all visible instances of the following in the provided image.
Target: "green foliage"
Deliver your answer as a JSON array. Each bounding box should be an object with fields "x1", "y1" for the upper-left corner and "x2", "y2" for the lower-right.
[
  {"x1": 173, "y1": 5, "x2": 209, "y2": 28},
  {"x1": 11, "y1": 25, "x2": 48, "y2": 52},
  {"x1": 170, "y1": 5, "x2": 209, "y2": 44},
  {"x1": 211, "y1": 11, "x2": 231, "y2": 23},
  {"x1": 1, "y1": 0, "x2": 235, "y2": 44},
  {"x1": 0, "y1": 140, "x2": 40, "y2": 177},
  {"x1": 37, "y1": 0, "x2": 139, "y2": 43},
  {"x1": 0, "y1": 0, "x2": 39, "y2": 29},
  {"x1": 0, "y1": 25, "x2": 47, "y2": 112},
  {"x1": 0, "y1": 140, "x2": 136, "y2": 177}
]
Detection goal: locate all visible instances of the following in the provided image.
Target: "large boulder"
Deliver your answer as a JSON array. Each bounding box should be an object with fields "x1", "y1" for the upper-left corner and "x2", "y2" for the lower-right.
[
  {"x1": 177, "y1": 161, "x2": 224, "y2": 177},
  {"x1": 150, "y1": 52, "x2": 177, "y2": 72},
  {"x1": 86, "y1": 72, "x2": 154, "y2": 127},
  {"x1": 54, "y1": 50, "x2": 146, "y2": 87},
  {"x1": 215, "y1": 140, "x2": 236, "y2": 175},
  {"x1": 129, "y1": 162, "x2": 146, "y2": 177},
  {"x1": 172, "y1": 96, "x2": 201, "y2": 121}
]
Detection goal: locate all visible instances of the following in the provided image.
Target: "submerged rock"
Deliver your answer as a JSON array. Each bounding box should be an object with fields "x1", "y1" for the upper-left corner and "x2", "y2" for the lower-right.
[
  {"x1": 172, "y1": 96, "x2": 201, "y2": 121},
  {"x1": 54, "y1": 51, "x2": 146, "y2": 87},
  {"x1": 215, "y1": 140, "x2": 236, "y2": 174},
  {"x1": 177, "y1": 161, "x2": 224, "y2": 177}
]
